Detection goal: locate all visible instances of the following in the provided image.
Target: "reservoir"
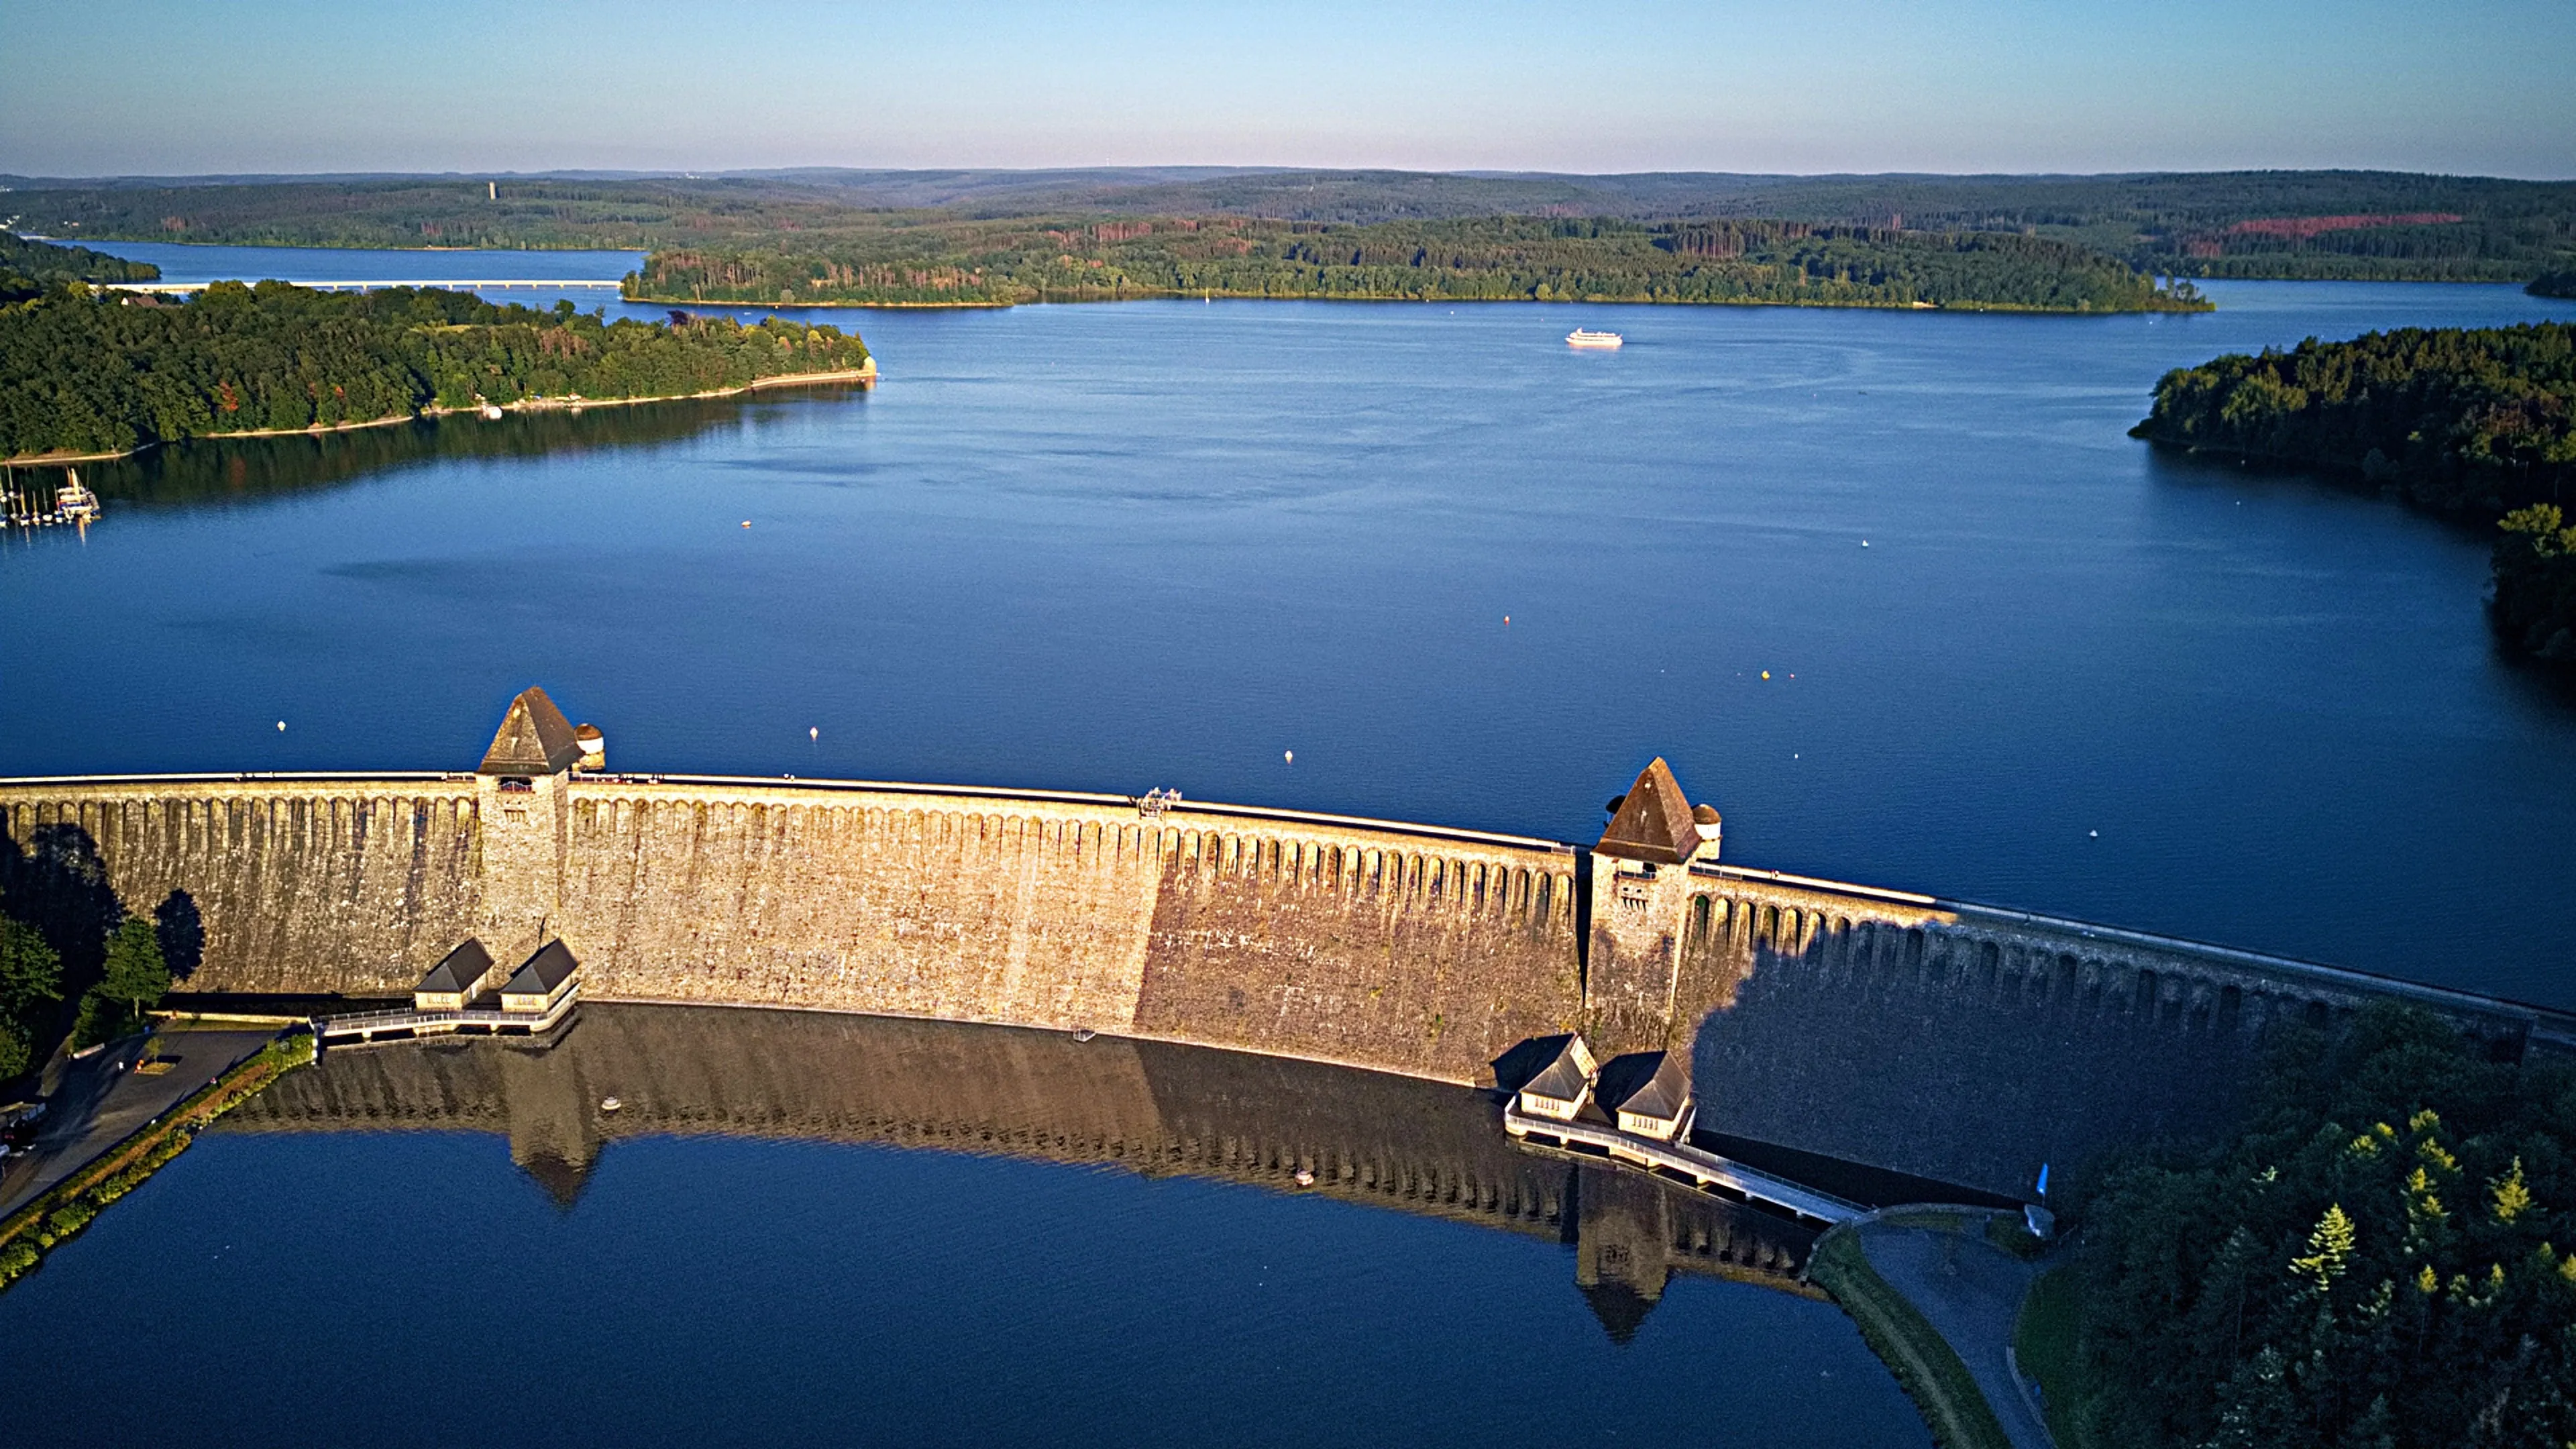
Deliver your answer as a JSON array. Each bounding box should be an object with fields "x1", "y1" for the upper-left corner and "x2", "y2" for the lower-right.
[
  {"x1": 4, "y1": 251, "x2": 2575, "y2": 1440},
  {"x1": 8, "y1": 250, "x2": 2575, "y2": 1007}
]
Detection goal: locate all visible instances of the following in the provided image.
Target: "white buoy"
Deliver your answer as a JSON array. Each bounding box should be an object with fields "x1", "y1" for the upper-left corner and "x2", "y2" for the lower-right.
[
  {"x1": 276, "y1": 720, "x2": 286, "y2": 732},
  {"x1": 2089, "y1": 830, "x2": 2099, "y2": 838},
  {"x1": 809, "y1": 727, "x2": 818, "y2": 742},
  {"x1": 1284, "y1": 750, "x2": 1293, "y2": 765}
]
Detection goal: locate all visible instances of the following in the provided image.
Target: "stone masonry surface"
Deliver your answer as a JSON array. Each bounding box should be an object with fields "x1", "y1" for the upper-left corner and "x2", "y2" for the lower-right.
[{"x1": 9, "y1": 765, "x2": 2573, "y2": 1199}]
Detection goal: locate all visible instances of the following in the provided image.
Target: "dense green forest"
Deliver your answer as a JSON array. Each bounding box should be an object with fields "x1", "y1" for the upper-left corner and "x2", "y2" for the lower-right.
[
  {"x1": 2132, "y1": 322, "x2": 2576, "y2": 662},
  {"x1": 2066, "y1": 1007, "x2": 2576, "y2": 1447},
  {"x1": 0, "y1": 281, "x2": 869, "y2": 458},
  {"x1": 627, "y1": 215, "x2": 2205, "y2": 312},
  {"x1": 2532, "y1": 270, "x2": 2576, "y2": 300},
  {"x1": 0, "y1": 230, "x2": 158, "y2": 303},
  {"x1": 5, "y1": 169, "x2": 2571, "y2": 281}
]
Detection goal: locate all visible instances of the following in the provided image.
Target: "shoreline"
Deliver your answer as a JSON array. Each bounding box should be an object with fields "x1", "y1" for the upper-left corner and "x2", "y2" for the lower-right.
[
  {"x1": 625, "y1": 288, "x2": 2204, "y2": 317},
  {"x1": 1, "y1": 364, "x2": 875, "y2": 467}
]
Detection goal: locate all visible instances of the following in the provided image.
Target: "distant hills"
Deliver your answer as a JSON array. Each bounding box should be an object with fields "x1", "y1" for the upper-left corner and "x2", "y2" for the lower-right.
[{"x1": 5, "y1": 168, "x2": 2571, "y2": 282}]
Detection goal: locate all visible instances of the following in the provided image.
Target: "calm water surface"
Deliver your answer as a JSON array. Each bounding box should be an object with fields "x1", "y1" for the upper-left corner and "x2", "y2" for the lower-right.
[
  {"x1": 0, "y1": 1009, "x2": 1923, "y2": 1447},
  {"x1": 6, "y1": 256, "x2": 2576, "y2": 1010}
]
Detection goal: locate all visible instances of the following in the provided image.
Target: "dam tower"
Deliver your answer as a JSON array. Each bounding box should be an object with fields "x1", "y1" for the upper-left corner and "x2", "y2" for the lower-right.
[{"x1": 474, "y1": 686, "x2": 583, "y2": 965}]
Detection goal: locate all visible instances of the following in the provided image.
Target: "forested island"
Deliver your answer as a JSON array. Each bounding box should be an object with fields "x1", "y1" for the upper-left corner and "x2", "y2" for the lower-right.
[
  {"x1": 0, "y1": 272, "x2": 869, "y2": 460},
  {"x1": 2131, "y1": 323, "x2": 2576, "y2": 662},
  {"x1": 7, "y1": 168, "x2": 2573, "y2": 282},
  {"x1": 2054, "y1": 1006, "x2": 2576, "y2": 1448},
  {"x1": 624, "y1": 215, "x2": 2208, "y2": 312}
]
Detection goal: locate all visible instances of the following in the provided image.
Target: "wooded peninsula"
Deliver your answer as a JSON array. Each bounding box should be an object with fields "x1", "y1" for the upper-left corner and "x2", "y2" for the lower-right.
[
  {"x1": 623, "y1": 215, "x2": 2207, "y2": 312},
  {"x1": 0, "y1": 272, "x2": 869, "y2": 461},
  {"x1": 2131, "y1": 321, "x2": 2576, "y2": 663}
]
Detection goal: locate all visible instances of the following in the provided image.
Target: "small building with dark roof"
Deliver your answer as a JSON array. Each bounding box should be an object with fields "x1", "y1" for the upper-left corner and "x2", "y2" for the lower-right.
[
  {"x1": 1514, "y1": 1034, "x2": 1598, "y2": 1121},
  {"x1": 414, "y1": 939, "x2": 495, "y2": 1011},
  {"x1": 1596, "y1": 758, "x2": 1711, "y2": 866},
  {"x1": 1594, "y1": 1051, "x2": 1695, "y2": 1142},
  {"x1": 500, "y1": 940, "x2": 581, "y2": 1016},
  {"x1": 479, "y1": 687, "x2": 584, "y2": 777}
]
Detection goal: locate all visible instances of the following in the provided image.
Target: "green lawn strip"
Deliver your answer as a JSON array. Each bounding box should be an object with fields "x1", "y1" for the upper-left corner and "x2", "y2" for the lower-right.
[
  {"x1": 2013, "y1": 1264, "x2": 2086, "y2": 1449},
  {"x1": 0, "y1": 1031, "x2": 313, "y2": 1291},
  {"x1": 1809, "y1": 1228, "x2": 2017, "y2": 1449}
]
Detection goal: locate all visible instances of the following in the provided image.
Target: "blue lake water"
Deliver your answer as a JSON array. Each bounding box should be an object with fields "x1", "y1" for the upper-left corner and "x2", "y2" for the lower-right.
[
  {"x1": 9, "y1": 246, "x2": 2576, "y2": 1443},
  {"x1": 0, "y1": 1009, "x2": 1926, "y2": 1446},
  {"x1": 10, "y1": 253, "x2": 2576, "y2": 1006}
]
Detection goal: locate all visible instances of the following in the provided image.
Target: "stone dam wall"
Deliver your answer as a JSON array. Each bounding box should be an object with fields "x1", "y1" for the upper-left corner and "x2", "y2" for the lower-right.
[{"x1": 8, "y1": 769, "x2": 2573, "y2": 1200}]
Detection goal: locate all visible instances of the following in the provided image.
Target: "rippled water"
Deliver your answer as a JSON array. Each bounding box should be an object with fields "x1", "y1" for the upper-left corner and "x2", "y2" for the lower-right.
[{"x1": 9, "y1": 249, "x2": 2575, "y2": 1004}]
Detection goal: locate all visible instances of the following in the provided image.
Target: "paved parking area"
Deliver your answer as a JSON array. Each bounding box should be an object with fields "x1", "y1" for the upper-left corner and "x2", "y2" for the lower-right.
[{"x1": 0, "y1": 1028, "x2": 278, "y2": 1218}]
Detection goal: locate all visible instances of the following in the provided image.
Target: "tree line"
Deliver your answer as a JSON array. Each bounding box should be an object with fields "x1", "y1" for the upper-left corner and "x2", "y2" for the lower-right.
[
  {"x1": 2064, "y1": 1006, "x2": 2576, "y2": 1446},
  {"x1": 2131, "y1": 323, "x2": 2576, "y2": 663},
  {"x1": 6, "y1": 170, "x2": 2571, "y2": 283},
  {"x1": 0, "y1": 280, "x2": 869, "y2": 458},
  {"x1": 1, "y1": 840, "x2": 179, "y2": 1085},
  {"x1": 629, "y1": 215, "x2": 2209, "y2": 313},
  {"x1": 0, "y1": 230, "x2": 158, "y2": 303}
]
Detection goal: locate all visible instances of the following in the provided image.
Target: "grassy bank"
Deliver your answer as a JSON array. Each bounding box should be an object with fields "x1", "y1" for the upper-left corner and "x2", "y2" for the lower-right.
[
  {"x1": 2015, "y1": 1265, "x2": 2086, "y2": 1448},
  {"x1": 1808, "y1": 1227, "x2": 2015, "y2": 1449},
  {"x1": 0, "y1": 1030, "x2": 315, "y2": 1293}
]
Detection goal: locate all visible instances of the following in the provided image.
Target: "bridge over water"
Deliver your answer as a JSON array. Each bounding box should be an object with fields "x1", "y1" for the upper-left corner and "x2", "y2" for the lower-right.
[
  {"x1": 103, "y1": 279, "x2": 627, "y2": 294},
  {"x1": 9, "y1": 686, "x2": 2571, "y2": 1199}
]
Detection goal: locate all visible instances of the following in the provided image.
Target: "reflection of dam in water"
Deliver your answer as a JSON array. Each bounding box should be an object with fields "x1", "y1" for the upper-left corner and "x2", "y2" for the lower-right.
[{"x1": 220, "y1": 1004, "x2": 1823, "y2": 1337}]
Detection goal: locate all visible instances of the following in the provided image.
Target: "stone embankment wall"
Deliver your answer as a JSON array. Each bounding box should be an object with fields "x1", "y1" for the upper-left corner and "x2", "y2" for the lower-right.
[
  {"x1": 11, "y1": 769, "x2": 2574, "y2": 1201},
  {"x1": 0, "y1": 776, "x2": 480, "y2": 993},
  {"x1": 0, "y1": 773, "x2": 1585, "y2": 1085}
]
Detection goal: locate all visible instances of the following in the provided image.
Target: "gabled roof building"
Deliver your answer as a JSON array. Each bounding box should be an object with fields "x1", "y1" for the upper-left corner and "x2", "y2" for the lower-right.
[
  {"x1": 500, "y1": 940, "x2": 582, "y2": 1016},
  {"x1": 1595, "y1": 1051, "x2": 1695, "y2": 1142},
  {"x1": 1515, "y1": 1034, "x2": 1598, "y2": 1121},
  {"x1": 413, "y1": 938, "x2": 495, "y2": 1011}
]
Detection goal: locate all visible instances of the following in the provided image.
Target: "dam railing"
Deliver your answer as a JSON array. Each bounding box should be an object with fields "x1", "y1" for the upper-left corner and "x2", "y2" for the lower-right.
[
  {"x1": 1694, "y1": 861, "x2": 2576, "y2": 1048},
  {"x1": 1503, "y1": 1107, "x2": 1865, "y2": 1228}
]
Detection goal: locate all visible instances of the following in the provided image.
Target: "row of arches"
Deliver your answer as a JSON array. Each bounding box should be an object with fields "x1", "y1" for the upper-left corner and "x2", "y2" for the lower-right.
[
  {"x1": 1682, "y1": 887, "x2": 2383, "y2": 1042},
  {"x1": 568, "y1": 792, "x2": 1579, "y2": 931},
  {"x1": 4, "y1": 790, "x2": 476, "y2": 864}
]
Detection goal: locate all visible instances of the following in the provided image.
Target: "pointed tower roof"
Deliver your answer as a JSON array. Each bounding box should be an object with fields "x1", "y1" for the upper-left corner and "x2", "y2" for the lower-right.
[
  {"x1": 478, "y1": 687, "x2": 583, "y2": 775},
  {"x1": 1596, "y1": 758, "x2": 1701, "y2": 864}
]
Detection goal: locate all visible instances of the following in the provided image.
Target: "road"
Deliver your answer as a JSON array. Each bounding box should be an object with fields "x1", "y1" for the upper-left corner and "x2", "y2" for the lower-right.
[
  {"x1": 1858, "y1": 1215, "x2": 2057, "y2": 1449},
  {"x1": 0, "y1": 1027, "x2": 278, "y2": 1218}
]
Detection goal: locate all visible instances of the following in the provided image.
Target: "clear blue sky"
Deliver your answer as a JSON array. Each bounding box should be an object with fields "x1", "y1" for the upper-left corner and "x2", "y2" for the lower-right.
[{"x1": 3, "y1": 0, "x2": 2571, "y2": 178}]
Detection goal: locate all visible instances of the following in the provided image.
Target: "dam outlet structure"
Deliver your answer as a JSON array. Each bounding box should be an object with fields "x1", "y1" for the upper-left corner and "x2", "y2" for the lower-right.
[{"x1": 5, "y1": 686, "x2": 2571, "y2": 1199}]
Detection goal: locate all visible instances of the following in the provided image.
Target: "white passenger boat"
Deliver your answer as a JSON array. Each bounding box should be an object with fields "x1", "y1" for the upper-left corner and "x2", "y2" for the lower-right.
[{"x1": 1565, "y1": 328, "x2": 1624, "y2": 350}]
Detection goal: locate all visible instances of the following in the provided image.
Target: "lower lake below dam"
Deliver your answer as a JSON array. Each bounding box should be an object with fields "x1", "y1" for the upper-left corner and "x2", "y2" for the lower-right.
[
  {"x1": 6, "y1": 252, "x2": 2575, "y2": 1008},
  {"x1": 0, "y1": 1007, "x2": 1930, "y2": 1447}
]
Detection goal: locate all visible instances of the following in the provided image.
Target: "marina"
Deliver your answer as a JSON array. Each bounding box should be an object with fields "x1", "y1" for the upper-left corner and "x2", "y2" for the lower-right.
[{"x1": 2, "y1": 466, "x2": 99, "y2": 529}]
